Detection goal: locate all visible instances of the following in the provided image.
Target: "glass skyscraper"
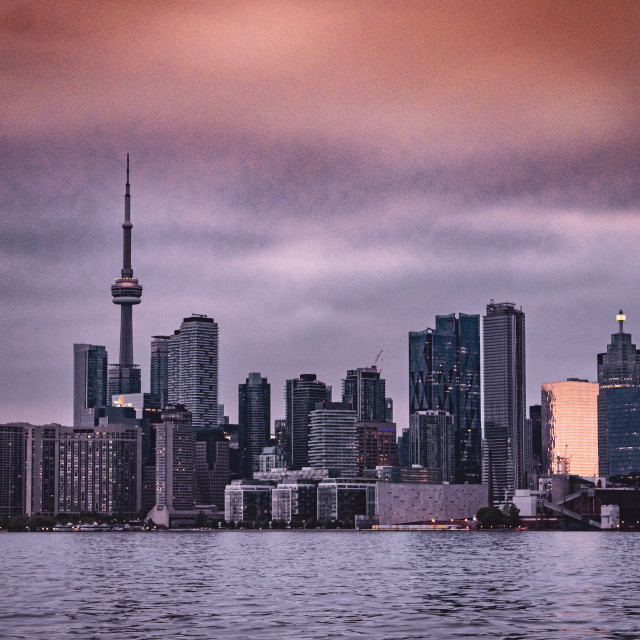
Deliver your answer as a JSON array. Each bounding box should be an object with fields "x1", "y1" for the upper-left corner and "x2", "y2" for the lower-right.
[
  {"x1": 598, "y1": 311, "x2": 640, "y2": 480},
  {"x1": 409, "y1": 312, "x2": 481, "y2": 484},
  {"x1": 238, "y1": 372, "x2": 271, "y2": 477},
  {"x1": 482, "y1": 302, "x2": 528, "y2": 502},
  {"x1": 342, "y1": 367, "x2": 386, "y2": 422},
  {"x1": 541, "y1": 379, "x2": 599, "y2": 477},
  {"x1": 73, "y1": 343, "x2": 108, "y2": 427}
]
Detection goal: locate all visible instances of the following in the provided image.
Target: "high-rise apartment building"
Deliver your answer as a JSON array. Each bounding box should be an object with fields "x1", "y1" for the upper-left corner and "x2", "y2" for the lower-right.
[
  {"x1": 597, "y1": 311, "x2": 640, "y2": 479},
  {"x1": 308, "y1": 402, "x2": 358, "y2": 477},
  {"x1": 108, "y1": 156, "x2": 142, "y2": 398},
  {"x1": 73, "y1": 343, "x2": 108, "y2": 427},
  {"x1": 168, "y1": 315, "x2": 219, "y2": 430},
  {"x1": 409, "y1": 312, "x2": 481, "y2": 483},
  {"x1": 238, "y1": 372, "x2": 271, "y2": 477},
  {"x1": 285, "y1": 374, "x2": 331, "y2": 469},
  {"x1": 0, "y1": 424, "x2": 27, "y2": 518},
  {"x1": 483, "y1": 301, "x2": 528, "y2": 502},
  {"x1": 153, "y1": 405, "x2": 197, "y2": 516},
  {"x1": 58, "y1": 420, "x2": 141, "y2": 515},
  {"x1": 541, "y1": 379, "x2": 599, "y2": 477},
  {"x1": 342, "y1": 367, "x2": 386, "y2": 422},
  {"x1": 529, "y1": 404, "x2": 542, "y2": 474},
  {"x1": 150, "y1": 335, "x2": 170, "y2": 408}
]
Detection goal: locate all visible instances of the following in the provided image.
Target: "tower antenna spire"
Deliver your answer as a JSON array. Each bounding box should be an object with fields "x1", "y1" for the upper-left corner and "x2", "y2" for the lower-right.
[{"x1": 109, "y1": 155, "x2": 143, "y2": 394}]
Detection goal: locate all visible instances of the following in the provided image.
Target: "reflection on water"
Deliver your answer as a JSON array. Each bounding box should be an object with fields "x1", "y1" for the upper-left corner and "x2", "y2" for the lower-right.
[{"x1": 1, "y1": 531, "x2": 639, "y2": 639}]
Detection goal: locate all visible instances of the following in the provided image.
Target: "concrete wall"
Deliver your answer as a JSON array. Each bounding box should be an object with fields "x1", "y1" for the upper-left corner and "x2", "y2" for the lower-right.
[{"x1": 376, "y1": 482, "x2": 488, "y2": 525}]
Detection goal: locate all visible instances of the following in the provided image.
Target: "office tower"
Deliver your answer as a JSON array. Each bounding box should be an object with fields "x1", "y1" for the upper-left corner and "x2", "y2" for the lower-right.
[
  {"x1": 385, "y1": 398, "x2": 393, "y2": 423},
  {"x1": 73, "y1": 344, "x2": 108, "y2": 427},
  {"x1": 0, "y1": 424, "x2": 26, "y2": 518},
  {"x1": 597, "y1": 311, "x2": 640, "y2": 478},
  {"x1": 153, "y1": 405, "x2": 196, "y2": 515},
  {"x1": 285, "y1": 374, "x2": 331, "y2": 469},
  {"x1": 483, "y1": 301, "x2": 528, "y2": 502},
  {"x1": 357, "y1": 421, "x2": 397, "y2": 474},
  {"x1": 409, "y1": 312, "x2": 481, "y2": 483},
  {"x1": 342, "y1": 367, "x2": 386, "y2": 422},
  {"x1": 168, "y1": 314, "x2": 219, "y2": 429},
  {"x1": 195, "y1": 429, "x2": 229, "y2": 509},
  {"x1": 409, "y1": 410, "x2": 455, "y2": 483},
  {"x1": 238, "y1": 372, "x2": 271, "y2": 477},
  {"x1": 150, "y1": 336, "x2": 170, "y2": 408},
  {"x1": 529, "y1": 405, "x2": 542, "y2": 473},
  {"x1": 58, "y1": 409, "x2": 141, "y2": 515},
  {"x1": 308, "y1": 402, "x2": 358, "y2": 477},
  {"x1": 541, "y1": 379, "x2": 599, "y2": 477},
  {"x1": 108, "y1": 156, "x2": 142, "y2": 398}
]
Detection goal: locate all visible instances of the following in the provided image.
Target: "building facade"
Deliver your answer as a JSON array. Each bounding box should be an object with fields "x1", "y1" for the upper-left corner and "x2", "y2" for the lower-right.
[
  {"x1": 285, "y1": 374, "x2": 331, "y2": 469},
  {"x1": 342, "y1": 366, "x2": 387, "y2": 422},
  {"x1": 58, "y1": 422, "x2": 141, "y2": 515},
  {"x1": 483, "y1": 301, "x2": 528, "y2": 502},
  {"x1": 153, "y1": 405, "x2": 196, "y2": 514},
  {"x1": 541, "y1": 379, "x2": 599, "y2": 477},
  {"x1": 409, "y1": 410, "x2": 455, "y2": 484},
  {"x1": 308, "y1": 402, "x2": 358, "y2": 477},
  {"x1": 73, "y1": 344, "x2": 108, "y2": 427},
  {"x1": 168, "y1": 315, "x2": 219, "y2": 430},
  {"x1": 150, "y1": 335, "x2": 170, "y2": 408},
  {"x1": 238, "y1": 372, "x2": 271, "y2": 477},
  {"x1": 597, "y1": 311, "x2": 640, "y2": 478},
  {"x1": 409, "y1": 313, "x2": 481, "y2": 484},
  {"x1": 356, "y1": 421, "x2": 397, "y2": 475}
]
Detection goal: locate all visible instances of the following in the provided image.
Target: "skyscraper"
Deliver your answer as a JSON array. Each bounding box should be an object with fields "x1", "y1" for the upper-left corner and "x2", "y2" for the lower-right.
[
  {"x1": 238, "y1": 372, "x2": 271, "y2": 477},
  {"x1": 342, "y1": 367, "x2": 386, "y2": 422},
  {"x1": 409, "y1": 313, "x2": 481, "y2": 483},
  {"x1": 541, "y1": 379, "x2": 599, "y2": 477},
  {"x1": 285, "y1": 374, "x2": 331, "y2": 469},
  {"x1": 409, "y1": 410, "x2": 455, "y2": 483},
  {"x1": 108, "y1": 155, "x2": 142, "y2": 398},
  {"x1": 168, "y1": 315, "x2": 219, "y2": 430},
  {"x1": 308, "y1": 402, "x2": 358, "y2": 477},
  {"x1": 150, "y1": 335, "x2": 170, "y2": 408},
  {"x1": 73, "y1": 343, "x2": 108, "y2": 427},
  {"x1": 598, "y1": 311, "x2": 640, "y2": 479},
  {"x1": 151, "y1": 405, "x2": 197, "y2": 519},
  {"x1": 483, "y1": 301, "x2": 528, "y2": 502}
]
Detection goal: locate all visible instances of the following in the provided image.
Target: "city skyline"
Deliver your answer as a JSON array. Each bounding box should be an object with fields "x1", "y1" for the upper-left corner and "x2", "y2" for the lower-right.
[{"x1": 2, "y1": 2, "x2": 640, "y2": 427}]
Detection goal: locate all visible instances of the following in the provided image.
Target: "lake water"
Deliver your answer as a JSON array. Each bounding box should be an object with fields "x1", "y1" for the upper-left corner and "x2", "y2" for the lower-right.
[{"x1": 1, "y1": 531, "x2": 639, "y2": 639}]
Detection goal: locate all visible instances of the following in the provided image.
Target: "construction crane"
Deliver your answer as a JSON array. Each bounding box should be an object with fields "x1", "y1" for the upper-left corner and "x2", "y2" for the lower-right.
[{"x1": 373, "y1": 349, "x2": 383, "y2": 369}]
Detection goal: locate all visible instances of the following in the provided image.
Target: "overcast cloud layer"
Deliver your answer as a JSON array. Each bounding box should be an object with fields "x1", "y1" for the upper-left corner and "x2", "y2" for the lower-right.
[{"x1": 2, "y1": 1, "x2": 640, "y2": 428}]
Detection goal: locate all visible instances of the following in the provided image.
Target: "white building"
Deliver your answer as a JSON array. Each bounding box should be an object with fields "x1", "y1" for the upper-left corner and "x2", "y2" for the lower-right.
[{"x1": 308, "y1": 402, "x2": 357, "y2": 477}]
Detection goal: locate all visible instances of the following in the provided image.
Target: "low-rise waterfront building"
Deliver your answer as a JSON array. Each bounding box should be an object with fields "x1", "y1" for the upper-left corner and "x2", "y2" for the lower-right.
[
  {"x1": 316, "y1": 479, "x2": 376, "y2": 524},
  {"x1": 224, "y1": 482, "x2": 272, "y2": 523}
]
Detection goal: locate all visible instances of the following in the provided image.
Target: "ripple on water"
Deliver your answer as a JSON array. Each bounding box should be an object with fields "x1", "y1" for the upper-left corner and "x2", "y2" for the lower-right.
[{"x1": 1, "y1": 531, "x2": 640, "y2": 639}]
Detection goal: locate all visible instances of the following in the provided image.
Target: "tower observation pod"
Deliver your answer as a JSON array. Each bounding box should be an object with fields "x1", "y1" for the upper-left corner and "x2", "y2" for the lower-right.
[{"x1": 108, "y1": 155, "x2": 142, "y2": 397}]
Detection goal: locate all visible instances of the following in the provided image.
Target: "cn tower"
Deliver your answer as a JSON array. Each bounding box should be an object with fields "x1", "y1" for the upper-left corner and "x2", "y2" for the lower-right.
[{"x1": 108, "y1": 155, "x2": 142, "y2": 397}]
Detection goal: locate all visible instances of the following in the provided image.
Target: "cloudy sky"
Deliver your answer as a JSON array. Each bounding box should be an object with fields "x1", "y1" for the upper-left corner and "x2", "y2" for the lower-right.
[{"x1": 2, "y1": 1, "x2": 640, "y2": 428}]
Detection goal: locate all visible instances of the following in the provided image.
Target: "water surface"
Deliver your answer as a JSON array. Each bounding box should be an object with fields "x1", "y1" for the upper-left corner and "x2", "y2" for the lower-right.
[{"x1": 2, "y1": 531, "x2": 639, "y2": 639}]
